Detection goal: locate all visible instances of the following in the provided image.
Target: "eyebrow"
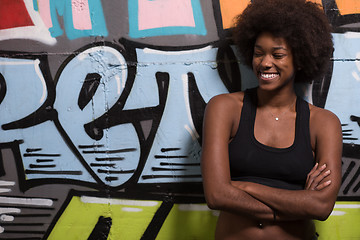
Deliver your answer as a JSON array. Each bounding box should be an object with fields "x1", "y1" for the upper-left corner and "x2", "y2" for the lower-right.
[{"x1": 254, "y1": 45, "x2": 288, "y2": 51}]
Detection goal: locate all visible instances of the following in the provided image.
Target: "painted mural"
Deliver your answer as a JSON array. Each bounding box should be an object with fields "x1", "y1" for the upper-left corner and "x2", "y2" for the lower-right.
[{"x1": 0, "y1": 0, "x2": 359, "y2": 239}]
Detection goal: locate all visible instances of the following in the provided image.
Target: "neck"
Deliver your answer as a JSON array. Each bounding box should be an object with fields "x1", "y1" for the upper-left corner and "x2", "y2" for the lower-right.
[{"x1": 256, "y1": 86, "x2": 297, "y2": 109}]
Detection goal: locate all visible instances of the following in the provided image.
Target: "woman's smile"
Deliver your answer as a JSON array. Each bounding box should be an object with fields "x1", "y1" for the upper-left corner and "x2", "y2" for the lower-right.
[{"x1": 259, "y1": 72, "x2": 280, "y2": 81}]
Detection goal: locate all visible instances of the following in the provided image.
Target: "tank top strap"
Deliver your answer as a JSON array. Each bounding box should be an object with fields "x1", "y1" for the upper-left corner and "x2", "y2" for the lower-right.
[
  {"x1": 236, "y1": 88, "x2": 257, "y2": 138},
  {"x1": 240, "y1": 88, "x2": 257, "y2": 121},
  {"x1": 296, "y1": 97, "x2": 312, "y2": 150}
]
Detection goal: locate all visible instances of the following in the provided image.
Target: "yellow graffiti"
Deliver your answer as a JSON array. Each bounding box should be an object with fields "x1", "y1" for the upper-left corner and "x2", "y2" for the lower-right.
[
  {"x1": 219, "y1": 0, "x2": 251, "y2": 29},
  {"x1": 47, "y1": 197, "x2": 218, "y2": 240},
  {"x1": 48, "y1": 196, "x2": 161, "y2": 239},
  {"x1": 315, "y1": 202, "x2": 360, "y2": 239},
  {"x1": 336, "y1": 0, "x2": 360, "y2": 15},
  {"x1": 48, "y1": 198, "x2": 360, "y2": 240},
  {"x1": 157, "y1": 204, "x2": 218, "y2": 239}
]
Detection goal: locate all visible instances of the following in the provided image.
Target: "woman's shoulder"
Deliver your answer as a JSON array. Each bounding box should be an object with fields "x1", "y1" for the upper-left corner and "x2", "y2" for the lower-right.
[
  {"x1": 204, "y1": 92, "x2": 245, "y2": 136},
  {"x1": 309, "y1": 104, "x2": 340, "y2": 122},
  {"x1": 207, "y1": 92, "x2": 245, "y2": 109},
  {"x1": 204, "y1": 92, "x2": 245, "y2": 123},
  {"x1": 308, "y1": 104, "x2": 342, "y2": 132}
]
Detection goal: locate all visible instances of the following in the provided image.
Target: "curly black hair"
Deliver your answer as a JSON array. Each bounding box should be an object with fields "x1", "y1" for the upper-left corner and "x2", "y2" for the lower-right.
[{"x1": 232, "y1": 0, "x2": 333, "y2": 83}]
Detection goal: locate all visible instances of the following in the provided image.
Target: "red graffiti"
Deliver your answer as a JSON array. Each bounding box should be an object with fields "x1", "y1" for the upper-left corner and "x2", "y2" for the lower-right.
[{"x1": 0, "y1": 0, "x2": 34, "y2": 30}]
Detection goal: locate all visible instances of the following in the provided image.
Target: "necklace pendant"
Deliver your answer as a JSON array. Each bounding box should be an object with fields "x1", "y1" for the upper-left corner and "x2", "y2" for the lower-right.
[{"x1": 275, "y1": 117, "x2": 279, "y2": 121}]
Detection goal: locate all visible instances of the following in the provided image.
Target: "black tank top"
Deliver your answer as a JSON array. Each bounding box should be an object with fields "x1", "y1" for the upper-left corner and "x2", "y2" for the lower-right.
[{"x1": 229, "y1": 88, "x2": 315, "y2": 190}]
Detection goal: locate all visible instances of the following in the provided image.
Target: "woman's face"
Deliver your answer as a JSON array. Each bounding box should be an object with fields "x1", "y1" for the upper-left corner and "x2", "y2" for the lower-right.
[{"x1": 252, "y1": 32, "x2": 295, "y2": 91}]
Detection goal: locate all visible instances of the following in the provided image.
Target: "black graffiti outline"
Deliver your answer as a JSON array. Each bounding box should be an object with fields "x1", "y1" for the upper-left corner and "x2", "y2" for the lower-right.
[{"x1": 322, "y1": 0, "x2": 360, "y2": 32}]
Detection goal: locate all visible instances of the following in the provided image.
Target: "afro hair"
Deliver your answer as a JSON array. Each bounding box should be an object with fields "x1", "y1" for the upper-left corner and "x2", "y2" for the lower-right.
[{"x1": 232, "y1": 0, "x2": 333, "y2": 83}]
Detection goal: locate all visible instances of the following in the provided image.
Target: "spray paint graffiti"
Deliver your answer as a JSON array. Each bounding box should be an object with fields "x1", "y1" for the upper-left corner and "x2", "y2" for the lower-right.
[
  {"x1": 325, "y1": 33, "x2": 360, "y2": 199},
  {"x1": 0, "y1": 0, "x2": 360, "y2": 239},
  {"x1": 323, "y1": 0, "x2": 360, "y2": 32},
  {"x1": 130, "y1": 43, "x2": 228, "y2": 183},
  {"x1": 33, "y1": 0, "x2": 108, "y2": 39},
  {"x1": 0, "y1": 0, "x2": 107, "y2": 43},
  {"x1": 0, "y1": 0, "x2": 55, "y2": 44},
  {"x1": 0, "y1": 40, "x2": 228, "y2": 188},
  {"x1": 128, "y1": 0, "x2": 207, "y2": 38},
  {"x1": 0, "y1": 40, "x2": 228, "y2": 238},
  {"x1": 213, "y1": 0, "x2": 360, "y2": 36}
]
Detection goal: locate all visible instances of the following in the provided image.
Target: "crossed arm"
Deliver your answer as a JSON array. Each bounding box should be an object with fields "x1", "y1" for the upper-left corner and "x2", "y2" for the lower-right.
[{"x1": 201, "y1": 94, "x2": 342, "y2": 222}]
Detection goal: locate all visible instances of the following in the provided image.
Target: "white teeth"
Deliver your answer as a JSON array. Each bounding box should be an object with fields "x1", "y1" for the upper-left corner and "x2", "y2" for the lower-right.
[{"x1": 261, "y1": 73, "x2": 279, "y2": 79}]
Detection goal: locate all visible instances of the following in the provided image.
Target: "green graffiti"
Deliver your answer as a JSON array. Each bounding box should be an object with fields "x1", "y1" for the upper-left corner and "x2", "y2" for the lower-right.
[
  {"x1": 315, "y1": 201, "x2": 360, "y2": 239},
  {"x1": 48, "y1": 196, "x2": 161, "y2": 239}
]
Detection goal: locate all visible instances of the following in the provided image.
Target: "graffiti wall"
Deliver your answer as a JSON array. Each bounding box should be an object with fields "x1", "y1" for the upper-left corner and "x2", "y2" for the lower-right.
[{"x1": 0, "y1": 0, "x2": 359, "y2": 239}]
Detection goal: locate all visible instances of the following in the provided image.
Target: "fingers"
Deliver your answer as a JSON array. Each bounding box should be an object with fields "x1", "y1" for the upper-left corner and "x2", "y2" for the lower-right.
[
  {"x1": 305, "y1": 163, "x2": 331, "y2": 190},
  {"x1": 312, "y1": 169, "x2": 331, "y2": 190},
  {"x1": 315, "y1": 180, "x2": 332, "y2": 191},
  {"x1": 305, "y1": 163, "x2": 318, "y2": 188},
  {"x1": 305, "y1": 163, "x2": 323, "y2": 189}
]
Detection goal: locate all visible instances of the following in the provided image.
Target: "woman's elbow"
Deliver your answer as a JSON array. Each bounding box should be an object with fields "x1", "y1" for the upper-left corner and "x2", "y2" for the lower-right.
[
  {"x1": 204, "y1": 190, "x2": 226, "y2": 210},
  {"x1": 313, "y1": 211, "x2": 330, "y2": 221},
  {"x1": 205, "y1": 193, "x2": 221, "y2": 210},
  {"x1": 310, "y1": 202, "x2": 335, "y2": 221}
]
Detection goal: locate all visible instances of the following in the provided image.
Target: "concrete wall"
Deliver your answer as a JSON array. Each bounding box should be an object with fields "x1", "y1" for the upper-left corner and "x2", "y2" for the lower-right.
[{"x1": 0, "y1": 0, "x2": 359, "y2": 239}]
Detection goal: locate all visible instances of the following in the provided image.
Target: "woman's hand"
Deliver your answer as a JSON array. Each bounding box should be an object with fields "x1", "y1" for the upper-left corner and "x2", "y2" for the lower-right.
[{"x1": 305, "y1": 163, "x2": 332, "y2": 191}]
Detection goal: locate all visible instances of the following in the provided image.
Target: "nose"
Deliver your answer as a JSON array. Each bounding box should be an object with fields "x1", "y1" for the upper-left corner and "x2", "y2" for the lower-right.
[{"x1": 260, "y1": 54, "x2": 273, "y2": 69}]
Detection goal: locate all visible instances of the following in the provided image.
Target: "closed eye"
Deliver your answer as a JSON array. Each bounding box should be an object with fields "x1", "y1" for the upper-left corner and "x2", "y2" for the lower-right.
[
  {"x1": 273, "y1": 54, "x2": 285, "y2": 59},
  {"x1": 253, "y1": 52, "x2": 263, "y2": 57}
]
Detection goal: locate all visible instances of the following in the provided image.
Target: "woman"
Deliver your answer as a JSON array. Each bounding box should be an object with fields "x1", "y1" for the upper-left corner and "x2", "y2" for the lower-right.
[{"x1": 201, "y1": 0, "x2": 342, "y2": 239}]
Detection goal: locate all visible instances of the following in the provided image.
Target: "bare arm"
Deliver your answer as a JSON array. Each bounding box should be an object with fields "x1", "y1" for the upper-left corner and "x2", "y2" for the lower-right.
[
  {"x1": 234, "y1": 109, "x2": 342, "y2": 221},
  {"x1": 201, "y1": 94, "x2": 276, "y2": 221}
]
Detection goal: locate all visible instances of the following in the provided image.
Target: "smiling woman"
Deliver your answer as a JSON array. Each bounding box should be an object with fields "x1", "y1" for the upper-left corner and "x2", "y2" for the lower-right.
[
  {"x1": 200, "y1": 0, "x2": 342, "y2": 239},
  {"x1": 252, "y1": 32, "x2": 295, "y2": 93}
]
